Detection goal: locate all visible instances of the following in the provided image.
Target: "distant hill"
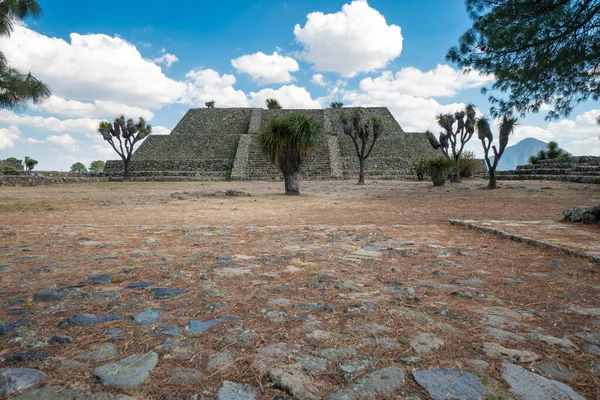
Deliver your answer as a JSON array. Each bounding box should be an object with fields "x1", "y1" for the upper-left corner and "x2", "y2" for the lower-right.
[{"x1": 493, "y1": 138, "x2": 549, "y2": 171}]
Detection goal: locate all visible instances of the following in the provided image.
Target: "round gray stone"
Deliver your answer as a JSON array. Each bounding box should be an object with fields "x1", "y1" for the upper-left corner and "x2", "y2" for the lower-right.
[
  {"x1": 412, "y1": 368, "x2": 486, "y2": 400},
  {"x1": 92, "y1": 351, "x2": 158, "y2": 389},
  {"x1": 217, "y1": 381, "x2": 258, "y2": 400},
  {"x1": 502, "y1": 362, "x2": 585, "y2": 400},
  {"x1": 0, "y1": 368, "x2": 47, "y2": 396}
]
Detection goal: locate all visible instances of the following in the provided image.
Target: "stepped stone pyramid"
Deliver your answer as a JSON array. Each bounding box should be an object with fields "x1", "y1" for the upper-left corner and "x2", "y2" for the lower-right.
[
  {"x1": 496, "y1": 156, "x2": 600, "y2": 184},
  {"x1": 104, "y1": 107, "x2": 438, "y2": 181}
]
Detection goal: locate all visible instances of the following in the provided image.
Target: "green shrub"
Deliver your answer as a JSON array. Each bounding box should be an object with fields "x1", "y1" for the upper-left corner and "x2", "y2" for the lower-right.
[
  {"x1": 408, "y1": 158, "x2": 428, "y2": 181},
  {"x1": 456, "y1": 151, "x2": 483, "y2": 179},
  {"x1": 425, "y1": 155, "x2": 453, "y2": 186}
]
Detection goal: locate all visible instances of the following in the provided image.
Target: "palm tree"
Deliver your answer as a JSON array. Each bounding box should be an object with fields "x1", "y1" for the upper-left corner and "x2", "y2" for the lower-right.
[
  {"x1": 477, "y1": 115, "x2": 517, "y2": 189},
  {"x1": 258, "y1": 113, "x2": 320, "y2": 195},
  {"x1": 266, "y1": 98, "x2": 282, "y2": 110},
  {"x1": 24, "y1": 155, "x2": 37, "y2": 171},
  {"x1": 0, "y1": 0, "x2": 50, "y2": 109}
]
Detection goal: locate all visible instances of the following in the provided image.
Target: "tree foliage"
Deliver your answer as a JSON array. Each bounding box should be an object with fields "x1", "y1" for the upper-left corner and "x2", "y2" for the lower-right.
[
  {"x1": 0, "y1": 0, "x2": 50, "y2": 109},
  {"x1": 528, "y1": 140, "x2": 570, "y2": 164},
  {"x1": 266, "y1": 98, "x2": 282, "y2": 110},
  {"x1": 340, "y1": 108, "x2": 383, "y2": 185},
  {"x1": 447, "y1": 0, "x2": 600, "y2": 120},
  {"x1": 98, "y1": 115, "x2": 151, "y2": 181},
  {"x1": 24, "y1": 155, "x2": 37, "y2": 171},
  {"x1": 70, "y1": 162, "x2": 87, "y2": 173},
  {"x1": 89, "y1": 160, "x2": 105, "y2": 173},
  {"x1": 330, "y1": 101, "x2": 344, "y2": 109},
  {"x1": 424, "y1": 155, "x2": 453, "y2": 186},
  {"x1": 426, "y1": 104, "x2": 477, "y2": 182},
  {"x1": 258, "y1": 113, "x2": 320, "y2": 195},
  {"x1": 477, "y1": 115, "x2": 518, "y2": 189},
  {"x1": 205, "y1": 100, "x2": 215, "y2": 108}
]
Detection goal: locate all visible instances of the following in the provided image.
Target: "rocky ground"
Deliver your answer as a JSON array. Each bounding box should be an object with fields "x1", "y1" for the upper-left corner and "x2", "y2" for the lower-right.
[{"x1": 0, "y1": 179, "x2": 599, "y2": 399}]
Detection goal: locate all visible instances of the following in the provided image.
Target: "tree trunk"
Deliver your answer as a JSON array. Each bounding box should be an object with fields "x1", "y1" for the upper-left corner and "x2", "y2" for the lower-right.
[
  {"x1": 488, "y1": 168, "x2": 497, "y2": 189},
  {"x1": 122, "y1": 160, "x2": 132, "y2": 182},
  {"x1": 357, "y1": 158, "x2": 365, "y2": 185},
  {"x1": 454, "y1": 156, "x2": 461, "y2": 183},
  {"x1": 284, "y1": 171, "x2": 300, "y2": 195}
]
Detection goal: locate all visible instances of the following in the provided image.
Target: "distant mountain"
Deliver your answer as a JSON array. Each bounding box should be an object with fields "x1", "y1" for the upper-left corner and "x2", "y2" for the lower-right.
[{"x1": 493, "y1": 138, "x2": 549, "y2": 171}]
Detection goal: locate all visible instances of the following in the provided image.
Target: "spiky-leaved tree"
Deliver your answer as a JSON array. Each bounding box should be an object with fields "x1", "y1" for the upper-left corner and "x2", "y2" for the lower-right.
[
  {"x1": 340, "y1": 108, "x2": 383, "y2": 185},
  {"x1": 98, "y1": 115, "x2": 151, "y2": 181},
  {"x1": 0, "y1": 0, "x2": 50, "y2": 109},
  {"x1": 24, "y1": 156, "x2": 37, "y2": 171},
  {"x1": 330, "y1": 101, "x2": 344, "y2": 109},
  {"x1": 476, "y1": 115, "x2": 517, "y2": 189},
  {"x1": 427, "y1": 104, "x2": 477, "y2": 182},
  {"x1": 258, "y1": 113, "x2": 320, "y2": 195},
  {"x1": 266, "y1": 98, "x2": 282, "y2": 110}
]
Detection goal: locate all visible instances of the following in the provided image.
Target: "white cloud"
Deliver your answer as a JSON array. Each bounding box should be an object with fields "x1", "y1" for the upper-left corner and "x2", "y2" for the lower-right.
[
  {"x1": 294, "y1": 0, "x2": 403, "y2": 77},
  {"x1": 185, "y1": 68, "x2": 249, "y2": 107},
  {"x1": 31, "y1": 96, "x2": 155, "y2": 120},
  {"x1": 311, "y1": 74, "x2": 327, "y2": 87},
  {"x1": 0, "y1": 23, "x2": 187, "y2": 108},
  {"x1": 249, "y1": 85, "x2": 321, "y2": 109},
  {"x1": 231, "y1": 52, "x2": 299, "y2": 85},
  {"x1": 46, "y1": 134, "x2": 79, "y2": 151},
  {"x1": 0, "y1": 110, "x2": 100, "y2": 136},
  {"x1": 152, "y1": 48, "x2": 179, "y2": 68},
  {"x1": 151, "y1": 126, "x2": 171, "y2": 135},
  {"x1": 359, "y1": 65, "x2": 493, "y2": 98},
  {"x1": 0, "y1": 126, "x2": 21, "y2": 149}
]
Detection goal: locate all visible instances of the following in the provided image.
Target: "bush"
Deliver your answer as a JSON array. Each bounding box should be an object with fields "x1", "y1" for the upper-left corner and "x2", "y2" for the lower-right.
[
  {"x1": 456, "y1": 151, "x2": 482, "y2": 179},
  {"x1": 425, "y1": 155, "x2": 453, "y2": 186},
  {"x1": 408, "y1": 158, "x2": 428, "y2": 181}
]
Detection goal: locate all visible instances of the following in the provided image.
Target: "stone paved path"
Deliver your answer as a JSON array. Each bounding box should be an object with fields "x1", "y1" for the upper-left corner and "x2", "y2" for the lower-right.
[{"x1": 0, "y1": 223, "x2": 598, "y2": 399}]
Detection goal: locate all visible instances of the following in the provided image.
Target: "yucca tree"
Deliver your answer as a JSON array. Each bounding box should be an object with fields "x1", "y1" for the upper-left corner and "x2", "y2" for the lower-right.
[
  {"x1": 98, "y1": 115, "x2": 152, "y2": 181},
  {"x1": 24, "y1": 155, "x2": 37, "y2": 171},
  {"x1": 258, "y1": 113, "x2": 320, "y2": 195},
  {"x1": 340, "y1": 108, "x2": 383, "y2": 185},
  {"x1": 0, "y1": 0, "x2": 50, "y2": 109},
  {"x1": 427, "y1": 104, "x2": 477, "y2": 182},
  {"x1": 477, "y1": 115, "x2": 517, "y2": 189},
  {"x1": 266, "y1": 98, "x2": 282, "y2": 110}
]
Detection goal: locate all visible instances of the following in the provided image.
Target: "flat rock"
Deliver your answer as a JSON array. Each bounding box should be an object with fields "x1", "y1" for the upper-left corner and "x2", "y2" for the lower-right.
[
  {"x1": 482, "y1": 342, "x2": 541, "y2": 363},
  {"x1": 349, "y1": 322, "x2": 392, "y2": 335},
  {"x1": 360, "y1": 337, "x2": 400, "y2": 349},
  {"x1": 267, "y1": 298, "x2": 290, "y2": 307},
  {"x1": 58, "y1": 313, "x2": 123, "y2": 327},
  {"x1": 254, "y1": 344, "x2": 300, "y2": 369},
  {"x1": 504, "y1": 278, "x2": 525, "y2": 285},
  {"x1": 105, "y1": 328, "x2": 125, "y2": 341},
  {"x1": 92, "y1": 351, "x2": 158, "y2": 389},
  {"x1": 76, "y1": 343, "x2": 119, "y2": 363},
  {"x1": 411, "y1": 333, "x2": 444, "y2": 355},
  {"x1": 414, "y1": 280, "x2": 452, "y2": 288},
  {"x1": 206, "y1": 352, "x2": 233, "y2": 372},
  {"x1": 269, "y1": 366, "x2": 320, "y2": 400},
  {"x1": 188, "y1": 316, "x2": 237, "y2": 334},
  {"x1": 169, "y1": 367, "x2": 202, "y2": 384},
  {"x1": 575, "y1": 331, "x2": 600, "y2": 345},
  {"x1": 535, "y1": 360, "x2": 578, "y2": 381},
  {"x1": 452, "y1": 278, "x2": 486, "y2": 286},
  {"x1": 84, "y1": 274, "x2": 113, "y2": 285},
  {"x1": 9, "y1": 386, "x2": 77, "y2": 400},
  {"x1": 306, "y1": 329, "x2": 333, "y2": 340},
  {"x1": 328, "y1": 366, "x2": 406, "y2": 400},
  {"x1": 293, "y1": 302, "x2": 334, "y2": 312},
  {"x1": 311, "y1": 346, "x2": 357, "y2": 361},
  {"x1": 0, "y1": 368, "x2": 47, "y2": 396},
  {"x1": 124, "y1": 281, "x2": 156, "y2": 290},
  {"x1": 567, "y1": 305, "x2": 600, "y2": 316},
  {"x1": 216, "y1": 267, "x2": 253, "y2": 277},
  {"x1": 340, "y1": 356, "x2": 376, "y2": 380},
  {"x1": 48, "y1": 335, "x2": 72, "y2": 344},
  {"x1": 412, "y1": 368, "x2": 486, "y2": 400},
  {"x1": 154, "y1": 325, "x2": 182, "y2": 337},
  {"x1": 391, "y1": 309, "x2": 434, "y2": 326},
  {"x1": 132, "y1": 309, "x2": 163, "y2": 325},
  {"x1": 502, "y1": 362, "x2": 585, "y2": 400},
  {"x1": 161, "y1": 340, "x2": 194, "y2": 359},
  {"x1": 528, "y1": 332, "x2": 577, "y2": 350},
  {"x1": 34, "y1": 289, "x2": 78, "y2": 302},
  {"x1": 0, "y1": 318, "x2": 29, "y2": 336},
  {"x1": 151, "y1": 288, "x2": 187, "y2": 299},
  {"x1": 217, "y1": 381, "x2": 258, "y2": 400},
  {"x1": 294, "y1": 354, "x2": 328, "y2": 373},
  {"x1": 486, "y1": 327, "x2": 525, "y2": 342},
  {"x1": 3, "y1": 352, "x2": 50, "y2": 362}
]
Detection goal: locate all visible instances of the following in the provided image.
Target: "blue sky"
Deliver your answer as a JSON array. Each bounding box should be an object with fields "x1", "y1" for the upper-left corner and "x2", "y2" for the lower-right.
[{"x1": 0, "y1": 0, "x2": 598, "y2": 170}]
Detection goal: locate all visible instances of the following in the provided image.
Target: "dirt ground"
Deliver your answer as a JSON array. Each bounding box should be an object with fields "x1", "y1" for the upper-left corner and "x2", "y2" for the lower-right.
[{"x1": 0, "y1": 178, "x2": 599, "y2": 400}]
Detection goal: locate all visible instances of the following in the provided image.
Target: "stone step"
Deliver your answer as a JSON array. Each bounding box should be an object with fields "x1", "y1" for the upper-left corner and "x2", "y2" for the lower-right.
[
  {"x1": 496, "y1": 174, "x2": 600, "y2": 184},
  {"x1": 498, "y1": 168, "x2": 600, "y2": 176}
]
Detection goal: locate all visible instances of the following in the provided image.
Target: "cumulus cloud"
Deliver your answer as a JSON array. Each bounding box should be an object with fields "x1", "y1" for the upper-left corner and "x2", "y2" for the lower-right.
[
  {"x1": 311, "y1": 74, "x2": 327, "y2": 87},
  {"x1": 249, "y1": 85, "x2": 321, "y2": 109},
  {"x1": 0, "y1": 23, "x2": 187, "y2": 108},
  {"x1": 152, "y1": 48, "x2": 179, "y2": 68},
  {"x1": 231, "y1": 52, "x2": 299, "y2": 84},
  {"x1": 0, "y1": 110, "x2": 100, "y2": 136},
  {"x1": 185, "y1": 68, "x2": 250, "y2": 107},
  {"x1": 359, "y1": 65, "x2": 493, "y2": 98},
  {"x1": 46, "y1": 134, "x2": 79, "y2": 151},
  {"x1": 0, "y1": 126, "x2": 21, "y2": 149},
  {"x1": 151, "y1": 126, "x2": 172, "y2": 135},
  {"x1": 31, "y1": 96, "x2": 155, "y2": 120},
  {"x1": 294, "y1": 0, "x2": 403, "y2": 77}
]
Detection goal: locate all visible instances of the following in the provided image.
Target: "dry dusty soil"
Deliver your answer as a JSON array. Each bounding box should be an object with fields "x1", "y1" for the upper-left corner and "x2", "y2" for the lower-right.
[{"x1": 0, "y1": 179, "x2": 599, "y2": 400}]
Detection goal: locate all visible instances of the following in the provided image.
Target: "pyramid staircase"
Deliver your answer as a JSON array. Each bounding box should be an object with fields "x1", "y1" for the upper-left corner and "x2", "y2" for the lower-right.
[{"x1": 496, "y1": 156, "x2": 600, "y2": 184}]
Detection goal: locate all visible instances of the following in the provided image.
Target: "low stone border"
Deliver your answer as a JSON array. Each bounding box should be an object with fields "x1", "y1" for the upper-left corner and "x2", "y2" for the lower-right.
[{"x1": 449, "y1": 219, "x2": 600, "y2": 263}]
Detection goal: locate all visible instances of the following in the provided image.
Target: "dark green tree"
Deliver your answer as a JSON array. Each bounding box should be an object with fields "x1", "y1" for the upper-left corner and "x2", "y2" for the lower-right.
[
  {"x1": 340, "y1": 108, "x2": 383, "y2": 185},
  {"x1": 205, "y1": 100, "x2": 215, "y2": 108},
  {"x1": 529, "y1": 140, "x2": 570, "y2": 164},
  {"x1": 426, "y1": 104, "x2": 477, "y2": 182},
  {"x1": 70, "y1": 162, "x2": 87, "y2": 173},
  {"x1": 0, "y1": 0, "x2": 50, "y2": 109},
  {"x1": 477, "y1": 115, "x2": 518, "y2": 189},
  {"x1": 24, "y1": 155, "x2": 37, "y2": 171},
  {"x1": 89, "y1": 160, "x2": 105, "y2": 173},
  {"x1": 98, "y1": 115, "x2": 151, "y2": 181},
  {"x1": 1, "y1": 157, "x2": 24, "y2": 171},
  {"x1": 330, "y1": 101, "x2": 344, "y2": 109},
  {"x1": 447, "y1": 0, "x2": 600, "y2": 120},
  {"x1": 266, "y1": 98, "x2": 282, "y2": 110},
  {"x1": 258, "y1": 113, "x2": 320, "y2": 195}
]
